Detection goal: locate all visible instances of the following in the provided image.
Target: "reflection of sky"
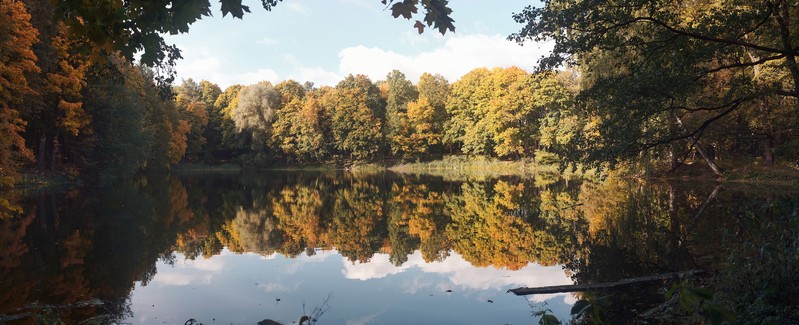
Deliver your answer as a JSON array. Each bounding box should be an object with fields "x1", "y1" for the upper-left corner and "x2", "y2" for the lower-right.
[{"x1": 128, "y1": 249, "x2": 575, "y2": 324}]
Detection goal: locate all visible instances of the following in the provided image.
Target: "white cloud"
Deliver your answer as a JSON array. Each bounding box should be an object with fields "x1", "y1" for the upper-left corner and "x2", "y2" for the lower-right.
[
  {"x1": 212, "y1": 69, "x2": 280, "y2": 87},
  {"x1": 173, "y1": 33, "x2": 552, "y2": 88},
  {"x1": 285, "y1": 2, "x2": 309, "y2": 13},
  {"x1": 340, "y1": 0, "x2": 376, "y2": 10},
  {"x1": 288, "y1": 67, "x2": 342, "y2": 86},
  {"x1": 257, "y1": 37, "x2": 281, "y2": 45},
  {"x1": 338, "y1": 34, "x2": 554, "y2": 83}
]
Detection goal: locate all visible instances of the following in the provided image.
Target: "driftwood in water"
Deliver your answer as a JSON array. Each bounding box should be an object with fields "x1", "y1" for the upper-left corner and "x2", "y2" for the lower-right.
[{"x1": 508, "y1": 270, "x2": 704, "y2": 296}]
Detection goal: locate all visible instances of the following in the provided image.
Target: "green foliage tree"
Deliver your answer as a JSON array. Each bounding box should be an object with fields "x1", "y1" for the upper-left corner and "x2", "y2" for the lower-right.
[
  {"x1": 198, "y1": 80, "x2": 223, "y2": 161},
  {"x1": 214, "y1": 84, "x2": 247, "y2": 160},
  {"x1": 510, "y1": 0, "x2": 799, "y2": 172},
  {"x1": 231, "y1": 82, "x2": 281, "y2": 165},
  {"x1": 84, "y1": 58, "x2": 156, "y2": 182}
]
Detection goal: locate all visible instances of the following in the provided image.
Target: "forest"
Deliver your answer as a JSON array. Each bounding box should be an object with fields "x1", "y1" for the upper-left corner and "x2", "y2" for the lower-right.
[{"x1": 2, "y1": 0, "x2": 798, "y2": 188}]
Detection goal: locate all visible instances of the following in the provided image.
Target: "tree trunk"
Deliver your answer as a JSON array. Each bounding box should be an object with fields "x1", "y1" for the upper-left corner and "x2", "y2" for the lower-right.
[
  {"x1": 49, "y1": 137, "x2": 58, "y2": 172},
  {"x1": 771, "y1": 0, "x2": 799, "y2": 99},
  {"x1": 764, "y1": 135, "x2": 775, "y2": 166},
  {"x1": 674, "y1": 115, "x2": 723, "y2": 177},
  {"x1": 37, "y1": 133, "x2": 48, "y2": 171}
]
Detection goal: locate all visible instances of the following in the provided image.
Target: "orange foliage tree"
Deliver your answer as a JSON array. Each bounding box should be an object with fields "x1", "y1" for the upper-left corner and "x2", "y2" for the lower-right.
[{"x1": 0, "y1": 0, "x2": 39, "y2": 186}]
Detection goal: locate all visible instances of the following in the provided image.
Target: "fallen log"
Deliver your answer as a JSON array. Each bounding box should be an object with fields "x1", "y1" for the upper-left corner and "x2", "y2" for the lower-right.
[{"x1": 508, "y1": 270, "x2": 704, "y2": 296}]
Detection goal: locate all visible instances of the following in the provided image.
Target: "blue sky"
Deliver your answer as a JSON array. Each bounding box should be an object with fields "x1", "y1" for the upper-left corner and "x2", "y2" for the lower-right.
[{"x1": 164, "y1": 0, "x2": 551, "y2": 88}]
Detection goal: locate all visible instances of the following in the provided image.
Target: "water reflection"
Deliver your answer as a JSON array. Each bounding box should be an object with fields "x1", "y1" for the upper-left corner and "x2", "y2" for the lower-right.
[{"x1": 0, "y1": 172, "x2": 796, "y2": 323}]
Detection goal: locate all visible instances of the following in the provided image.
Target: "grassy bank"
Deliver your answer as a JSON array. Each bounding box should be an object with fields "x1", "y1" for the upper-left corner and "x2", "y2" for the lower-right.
[{"x1": 386, "y1": 156, "x2": 581, "y2": 180}]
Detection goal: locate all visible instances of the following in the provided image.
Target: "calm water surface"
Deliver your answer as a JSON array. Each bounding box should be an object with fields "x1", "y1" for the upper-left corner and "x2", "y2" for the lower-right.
[{"x1": 0, "y1": 171, "x2": 795, "y2": 324}]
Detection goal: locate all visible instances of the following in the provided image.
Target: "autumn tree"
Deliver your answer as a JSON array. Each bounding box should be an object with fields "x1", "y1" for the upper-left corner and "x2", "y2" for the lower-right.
[
  {"x1": 402, "y1": 73, "x2": 450, "y2": 156},
  {"x1": 139, "y1": 67, "x2": 187, "y2": 169},
  {"x1": 324, "y1": 75, "x2": 385, "y2": 161},
  {"x1": 445, "y1": 67, "x2": 536, "y2": 159},
  {"x1": 18, "y1": 0, "x2": 91, "y2": 173},
  {"x1": 384, "y1": 70, "x2": 418, "y2": 157},
  {"x1": 174, "y1": 79, "x2": 219, "y2": 161},
  {"x1": 0, "y1": 0, "x2": 38, "y2": 186},
  {"x1": 271, "y1": 80, "x2": 307, "y2": 161}
]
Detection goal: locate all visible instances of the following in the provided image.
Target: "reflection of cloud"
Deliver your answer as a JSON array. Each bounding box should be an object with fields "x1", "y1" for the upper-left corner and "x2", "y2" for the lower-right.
[
  {"x1": 151, "y1": 254, "x2": 225, "y2": 286},
  {"x1": 258, "y1": 282, "x2": 300, "y2": 293},
  {"x1": 346, "y1": 312, "x2": 381, "y2": 325},
  {"x1": 528, "y1": 292, "x2": 578, "y2": 305},
  {"x1": 403, "y1": 276, "x2": 435, "y2": 294},
  {"x1": 260, "y1": 253, "x2": 278, "y2": 260},
  {"x1": 343, "y1": 251, "x2": 571, "y2": 292},
  {"x1": 281, "y1": 249, "x2": 337, "y2": 274},
  {"x1": 343, "y1": 253, "x2": 406, "y2": 280}
]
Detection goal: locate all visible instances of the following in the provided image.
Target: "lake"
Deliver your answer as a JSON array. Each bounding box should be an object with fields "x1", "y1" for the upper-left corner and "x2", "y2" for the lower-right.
[{"x1": 1, "y1": 171, "x2": 796, "y2": 324}]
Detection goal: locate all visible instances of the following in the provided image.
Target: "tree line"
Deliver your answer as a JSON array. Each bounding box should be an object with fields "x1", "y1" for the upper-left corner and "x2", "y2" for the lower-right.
[
  {"x1": 3, "y1": 0, "x2": 798, "y2": 189},
  {"x1": 173, "y1": 67, "x2": 580, "y2": 167}
]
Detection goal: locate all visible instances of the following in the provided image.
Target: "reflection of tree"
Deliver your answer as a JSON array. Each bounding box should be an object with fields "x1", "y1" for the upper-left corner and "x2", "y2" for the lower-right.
[
  {"x1": 234, "y1": 206, "x2": 283, "y2": 256},
  {"x1": 272, "y1": 185, "x2": 329, "y2": 257},
  {"x1": 446, "y1": 180, "x2": 563, "y2": 270},
  {"x1": 329, "y1": 181, "x2": 386, "y2": 263},
  {"x1": 567, "y1": 180, "x2": 799, "y2": 323},
  {"x1": 389, "y1": 181, "x2": 448, "y2": 263},
  {"x1": 576, "y1": 179, "x2": 697, "y2": 283}
]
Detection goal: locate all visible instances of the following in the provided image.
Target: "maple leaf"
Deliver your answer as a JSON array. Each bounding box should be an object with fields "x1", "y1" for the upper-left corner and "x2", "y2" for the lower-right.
[
  {"x1": 414, "y1": 20, "x2": 425, "y2": 34},
  {"x1": 391, "y1": 0, "x2": 417, "y2": 19}
]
